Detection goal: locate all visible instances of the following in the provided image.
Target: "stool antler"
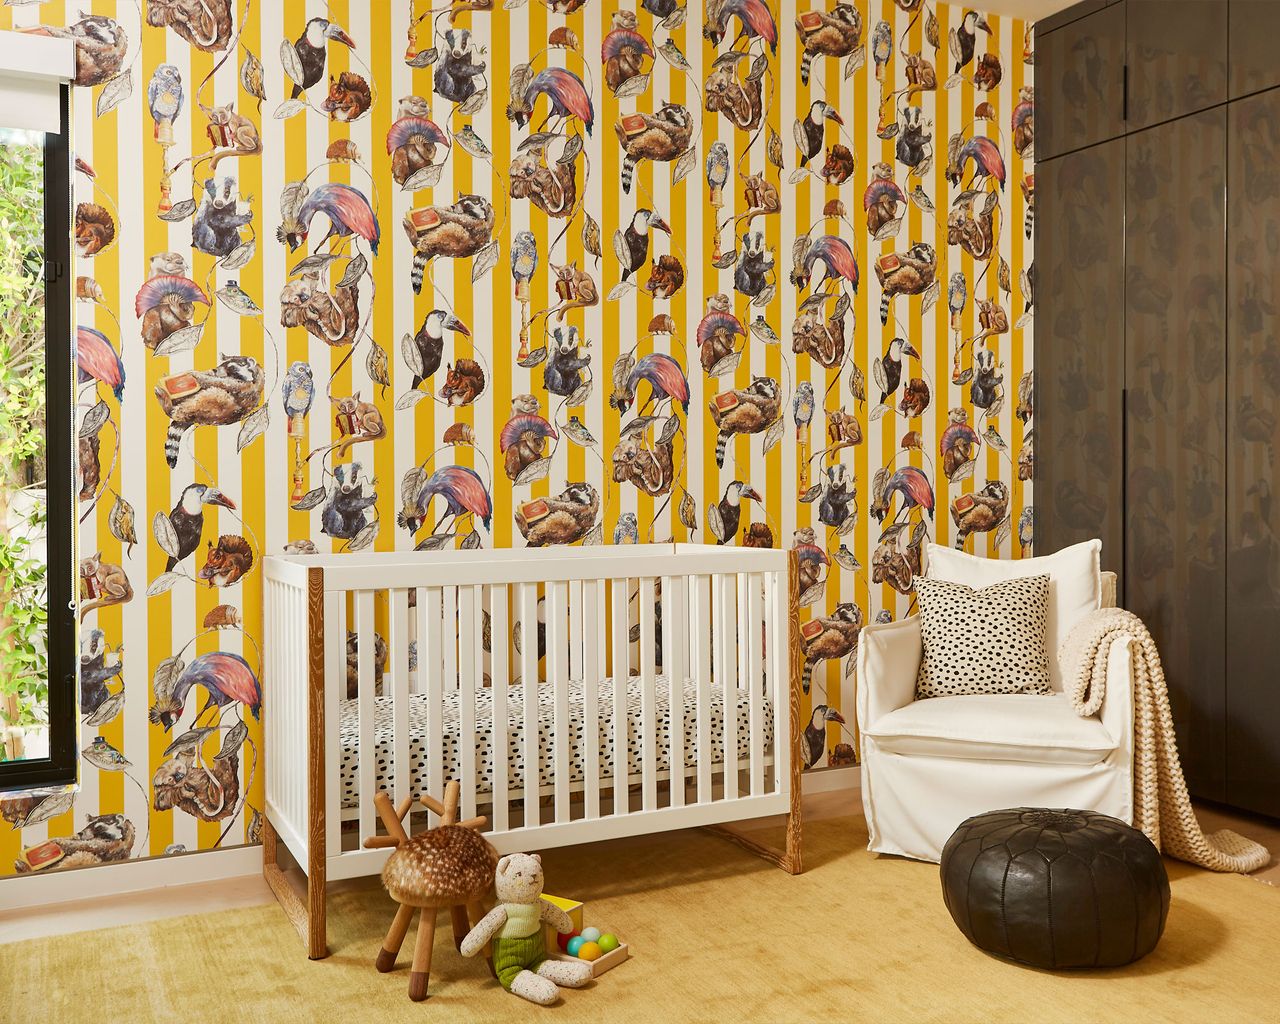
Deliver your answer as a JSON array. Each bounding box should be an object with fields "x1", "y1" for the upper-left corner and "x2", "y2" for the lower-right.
[{"x1": 364, "y1": 780, "x2": 497, "y2": 1001}]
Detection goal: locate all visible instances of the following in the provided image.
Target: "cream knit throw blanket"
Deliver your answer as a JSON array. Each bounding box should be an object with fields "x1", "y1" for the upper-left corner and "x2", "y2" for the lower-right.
[{"x1": 1060, "y1": 606, "x2": 1270, "y2": 873}]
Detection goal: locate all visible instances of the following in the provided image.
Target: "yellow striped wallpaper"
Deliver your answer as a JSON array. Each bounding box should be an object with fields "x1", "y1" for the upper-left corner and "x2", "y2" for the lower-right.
[{"x1": 0, "y1": 0, "x2": 1032, "y2": 875}]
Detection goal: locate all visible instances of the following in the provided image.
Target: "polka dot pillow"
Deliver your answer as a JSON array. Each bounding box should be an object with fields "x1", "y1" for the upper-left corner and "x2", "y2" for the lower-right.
[{"x1": 914, "y1": 573, "x2": 1052, "y2": 699}]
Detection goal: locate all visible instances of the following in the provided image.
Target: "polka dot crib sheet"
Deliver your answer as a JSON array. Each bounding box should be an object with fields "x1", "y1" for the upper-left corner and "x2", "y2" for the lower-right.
[{"x1": 338, "y1": 676, "x2": 773, "y2": 810}]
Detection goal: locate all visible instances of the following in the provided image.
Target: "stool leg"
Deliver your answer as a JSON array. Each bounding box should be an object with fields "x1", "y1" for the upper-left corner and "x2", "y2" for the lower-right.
[
  {"x1": 450, "y1": 904, "x2": 470, "y2": 952},
  {"x1": 377, "y1": 903, "x2": 415, "y2": 973},
  {"x1": 408, "y1": 908, "x2": 436, "y2": 1002}
]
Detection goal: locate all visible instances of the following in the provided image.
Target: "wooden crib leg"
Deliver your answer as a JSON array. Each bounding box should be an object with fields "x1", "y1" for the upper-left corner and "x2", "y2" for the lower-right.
[
  {"x1": 262, "y1": 813, "x2": 332, "y2": 958},
  {"x1": 378, "y1": 903, "x2": 415, "y2": 972},
  {"x1": 409, "y1": 908, "x2": 437, "y2": 1002}
]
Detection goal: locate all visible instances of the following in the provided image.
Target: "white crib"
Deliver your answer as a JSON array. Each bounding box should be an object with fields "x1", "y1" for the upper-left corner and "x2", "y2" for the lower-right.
[{"x1": 261, "y1": 544, "x2": 803, "y2": 958}]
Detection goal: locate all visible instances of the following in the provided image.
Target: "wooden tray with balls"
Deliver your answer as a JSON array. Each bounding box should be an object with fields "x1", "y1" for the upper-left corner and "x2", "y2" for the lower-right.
[{"x1": 550, "y1": 926, "x2": 629, "y2": 978}]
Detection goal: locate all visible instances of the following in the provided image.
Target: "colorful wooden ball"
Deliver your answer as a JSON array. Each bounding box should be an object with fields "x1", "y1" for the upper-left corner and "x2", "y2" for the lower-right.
[
  {"x1": 566, "y1": 936, "x2": 587, "y2": 956},
  {"x1": 597, "y1": 933, "x2": 620, "y2": 954},
  {"x1": 576, "y1": 941, "x2": 602, "y2": 962},
  {"x1": 558, "y1": 930, "x2": 580, "y2": 952},
  {"x1": 580, "y1": 927, "x2": 601, "y2": 943}
]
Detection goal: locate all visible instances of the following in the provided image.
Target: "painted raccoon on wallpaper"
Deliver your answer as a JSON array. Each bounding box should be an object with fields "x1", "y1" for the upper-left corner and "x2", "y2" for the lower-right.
[{"x1": 155, "y1": 355, "x2": 265, "y2": 468}]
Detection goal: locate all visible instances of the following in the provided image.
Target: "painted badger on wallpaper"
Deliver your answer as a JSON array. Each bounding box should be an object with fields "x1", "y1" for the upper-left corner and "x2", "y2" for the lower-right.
[
  {"x1": 155, "y1": 355, "x2": 265, "y2": 468},
  {"x1": 434, "y1": 29, "x2": 487, "y2": 105},
  {"x1": 192, "y1": 174, "x2": 253, "y2": 258},
  {"x1": 403, "y1": 194, "x2": 494, "y2": 294},
  {"x1": 515, "y1": 482, "x2": 599, "y2": 547},
  {"x1": 322, "y1": 463, "x2": 376, "y2": 541}
]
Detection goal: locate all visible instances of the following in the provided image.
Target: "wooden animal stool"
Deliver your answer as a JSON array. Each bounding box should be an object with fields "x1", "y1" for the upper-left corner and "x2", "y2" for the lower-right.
[{"x1": 364, "y1": 782, "x2": 497, "y2": 1001}]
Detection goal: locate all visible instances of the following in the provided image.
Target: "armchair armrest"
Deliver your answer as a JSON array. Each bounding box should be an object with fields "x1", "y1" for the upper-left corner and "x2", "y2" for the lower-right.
[
  {"x1": 856, "y1": 615, "x2": 922, "y2": 731},
  {"x1": 1098, "y1": 633, "x2": 1135, "y2": 753},
  {"x1": 1101, "y1": 571, "x2": 1117, "y2": 610}
]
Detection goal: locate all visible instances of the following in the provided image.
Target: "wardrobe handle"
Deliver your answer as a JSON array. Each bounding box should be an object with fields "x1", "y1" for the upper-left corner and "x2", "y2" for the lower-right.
[{"x1": 1122, "y1": 64, "x2": 1128, "y2": 122}]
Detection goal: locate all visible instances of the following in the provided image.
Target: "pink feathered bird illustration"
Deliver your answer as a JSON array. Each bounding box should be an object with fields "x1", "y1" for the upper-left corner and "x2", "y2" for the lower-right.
[
  {"x1": 609, "y1": 352, "x2": 691, "y2": 415},
  {"x1": 945, "y1": 134, "x2": 1006, "y2": 192},
  {"x1": 791, "y1": 235, "x2": 860, "y2": 295},
  {"x1": 148, "y1": 651, "x2": 262, "y2": 732},
  {"x1": 279, "y1": 182, "x2": 381, "y2": 254},
  {"x1": 76, "y1": 326, "x2": 125, "y2": 400},
  {"x1": 704, "y1": 0, "x2": 779, "y2": 55},
  {"x1": 507, "y1": 67, "x2": 596, "y2": 136},
  {"x1": 399, "y1": 465, "x2": 493, "y2": 534},
  {"x1": 871, "y1": 465, "x2": 935, "y2": 523}
]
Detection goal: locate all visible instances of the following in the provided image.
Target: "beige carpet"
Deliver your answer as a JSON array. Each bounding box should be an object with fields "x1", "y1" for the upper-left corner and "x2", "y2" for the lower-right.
[{"x1": 4, "y1": 815, "x2": 1279, "y2": 1024}]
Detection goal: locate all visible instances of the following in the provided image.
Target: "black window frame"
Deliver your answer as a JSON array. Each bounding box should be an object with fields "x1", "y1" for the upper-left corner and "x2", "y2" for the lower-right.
[{"x1": 0, "y1": 84, "x2": 77, "y2": 793}]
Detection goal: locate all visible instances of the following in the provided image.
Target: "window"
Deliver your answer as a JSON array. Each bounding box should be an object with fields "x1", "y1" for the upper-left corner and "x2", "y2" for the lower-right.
[{"x1": 0, "y1": 61, "x2": 75, "y2": 791}]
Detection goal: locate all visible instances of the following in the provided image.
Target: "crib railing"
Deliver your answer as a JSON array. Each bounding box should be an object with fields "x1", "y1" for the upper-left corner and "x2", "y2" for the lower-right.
[{"x1": 262, "y1": 544, "x2": 799, "y2": 959}]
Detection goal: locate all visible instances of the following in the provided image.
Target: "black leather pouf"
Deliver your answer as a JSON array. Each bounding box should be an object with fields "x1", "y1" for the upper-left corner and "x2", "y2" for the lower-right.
[{"x1": 940, "y1": 808, "x2": 1170, "y2": 969}]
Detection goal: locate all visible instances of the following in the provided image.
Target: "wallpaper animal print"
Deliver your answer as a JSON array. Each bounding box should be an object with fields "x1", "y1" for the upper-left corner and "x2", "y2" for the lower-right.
[{"x1": 0, "y1": 0, "x2": 1032, "y2": 875}]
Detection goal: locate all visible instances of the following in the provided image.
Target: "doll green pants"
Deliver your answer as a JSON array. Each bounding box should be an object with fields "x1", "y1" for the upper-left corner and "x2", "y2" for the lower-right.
[{"x1": 492, "y1": 933, "x2": 547, "y2": 990}]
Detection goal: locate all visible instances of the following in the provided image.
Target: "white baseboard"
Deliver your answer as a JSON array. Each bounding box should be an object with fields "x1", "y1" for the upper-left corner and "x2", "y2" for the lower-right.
[
  {"x1": 1, "y1": 766, "x2": 861, "y2": 912},
  {"x1": 802, "y1": 764, "x2": 860, "y2": 794},
  {"x1": 0, "y1": 844, "x2": 264, "y2": 913}
]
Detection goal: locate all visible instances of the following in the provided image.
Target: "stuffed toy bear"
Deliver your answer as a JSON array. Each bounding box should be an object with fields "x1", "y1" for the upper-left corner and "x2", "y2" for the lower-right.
[{"x1": 459, "y1": 853, "x2": 592, "y2": 1005}]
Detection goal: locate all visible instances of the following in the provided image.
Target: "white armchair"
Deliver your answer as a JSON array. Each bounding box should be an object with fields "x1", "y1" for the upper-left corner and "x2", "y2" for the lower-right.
[{"x1": 856, "y1": 568, "x2": 1133, "y2": 863}]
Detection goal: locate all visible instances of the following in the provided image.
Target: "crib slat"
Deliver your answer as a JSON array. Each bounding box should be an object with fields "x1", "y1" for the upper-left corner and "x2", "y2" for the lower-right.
[
  {"x1": 323, "y1": 591, "x2": 342, "y2": 856},
  {"x1": 693, "y1": 575, "x2": 713, "y2": 804},
  {"x1": 423, "y1": 586, "x2": 444, "y2": 828},
  {"x1": 443, "y1": 586, "x2": 458, "y2": 693},
  {"x1": 568, "y1": 579, "x2": 583, "y2": 682},
  {"x1": 548, "y1": 579, "x2": 570, "y2": 822},
  {"x1": 638, "y1": 578, "x2": 657, "y2": 812},
  {"x1": 717, "y1": 574, "x2": 738, "y2": 802},
  {"x1": 459, "y1": 585, "x2": 479, "y2": 823},
  {"x1": 748, "y1": 574, "x2": 765, "y2": 796},
  {"x1": 583, "y1": 579, "x2": 601, "y2": 819},
  {"x1": 662, "y1": 574, "x2": 684, "y2": 809},
  {"x1": 390, "y1": 588, "x2": 411, "y2": 813},
  {"x1": 490, "y1": 584, "x2": 510, "y2": 832},
  {"x1": 356, "y1": 591, "x2": 377, "y2": 843},
  {"x1": 519, "y1": 583, "x2": 539, "y2": 829},
  {"x1": 766, "y1": 570, "x2": 786, "y2": 794},
  {"x1": 610, "y1": 578, "x2": 629, "y2": 817}
]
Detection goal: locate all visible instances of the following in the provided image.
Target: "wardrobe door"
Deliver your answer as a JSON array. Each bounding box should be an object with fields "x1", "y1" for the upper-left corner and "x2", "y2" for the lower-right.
[
  {"x1": 1036, "y1": 3, "x2": 1126, "y2": 160},
  {"x1": 1125, "y1": 1, "x2": 1228, "y2": 131},
  {"x1": 1034, "y1": 139, "x2": 1126, "y2": 578},
  {"x1": 1228, "y1": 1, "x2": 1280, "y2": 100},
  {"x1": 1124, "y1": 109, "x2": 1227, "y2": 801},
  {"x1": 1226, "y1": 91, "x2": 1280, "y2": 817}
]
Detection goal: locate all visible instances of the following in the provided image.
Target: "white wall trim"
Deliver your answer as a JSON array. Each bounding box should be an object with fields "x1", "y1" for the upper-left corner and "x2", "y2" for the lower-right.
[
  {"x1": 0, "y1": 767, "x2": 860, "y2": 912},
  {"x1": 802, "y1": 764, "x2": 860, "y2": 794},
  {"x1": 0, "y1": 844, "x2": 263, "y2": 913}
]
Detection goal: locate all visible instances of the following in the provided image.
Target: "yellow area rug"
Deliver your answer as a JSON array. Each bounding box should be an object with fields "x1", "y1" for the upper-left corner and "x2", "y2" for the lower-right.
[{"x1": 5, "y1": 815, "x2": 1280, "y2": 1023}]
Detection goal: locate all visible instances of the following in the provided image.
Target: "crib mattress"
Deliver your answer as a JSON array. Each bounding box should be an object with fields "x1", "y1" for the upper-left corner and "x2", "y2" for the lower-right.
[{"x1": 338, "y1": 678, "x2": 773, "y2": 810}]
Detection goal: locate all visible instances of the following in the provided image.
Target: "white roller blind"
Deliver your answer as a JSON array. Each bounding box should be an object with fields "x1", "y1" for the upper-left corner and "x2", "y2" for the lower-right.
[{"x1": 0, "y1": 29, "x2": 73, "y2": 133}]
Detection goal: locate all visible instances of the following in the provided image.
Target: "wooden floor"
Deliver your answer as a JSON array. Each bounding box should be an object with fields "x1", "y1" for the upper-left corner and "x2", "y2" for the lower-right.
[{"x1": 1, "y1": 790, "x2": 1274, "y2": 945}]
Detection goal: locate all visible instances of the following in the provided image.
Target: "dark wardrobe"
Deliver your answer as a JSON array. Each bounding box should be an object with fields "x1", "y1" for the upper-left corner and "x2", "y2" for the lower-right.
[{"x1": 1037, "y1": 0, "x2": 1280, "y2": 816}]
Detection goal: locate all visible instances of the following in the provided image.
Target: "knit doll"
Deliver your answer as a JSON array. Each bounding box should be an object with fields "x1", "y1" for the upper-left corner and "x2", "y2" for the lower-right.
[{"x1": 460, "y1": 852, "x2": 592, "y2": 1005}]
